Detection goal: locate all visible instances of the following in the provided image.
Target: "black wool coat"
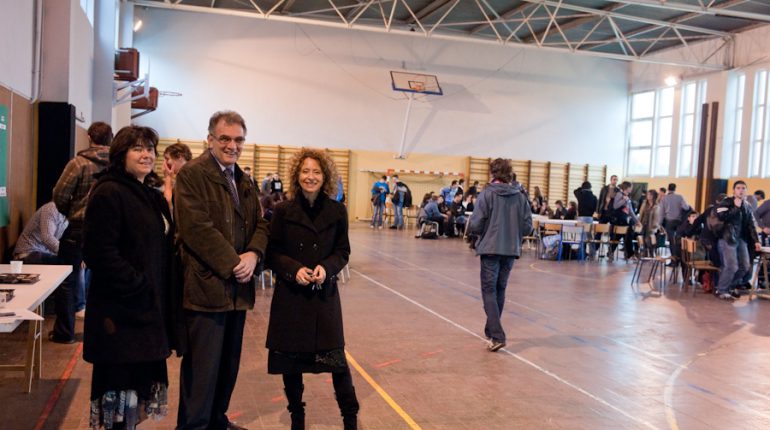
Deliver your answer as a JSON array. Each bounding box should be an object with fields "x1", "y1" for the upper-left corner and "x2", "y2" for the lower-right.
[
  {"x1": 265, "y1": 193, "x2": 350, "y2": 353},
  {"x1": 82, "y1": 170, "x2": 173, "y2": 364}
]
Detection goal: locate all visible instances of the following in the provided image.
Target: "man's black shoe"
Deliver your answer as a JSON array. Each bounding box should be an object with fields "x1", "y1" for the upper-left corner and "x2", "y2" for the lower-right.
[{"x1": 48, "y1": 332, "x2": 76, "y2": 344}]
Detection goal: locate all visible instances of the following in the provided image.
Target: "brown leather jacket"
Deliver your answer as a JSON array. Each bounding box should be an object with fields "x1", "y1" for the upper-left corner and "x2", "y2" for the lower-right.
[{"x1": 174, "y1": 150, "x2": 269, "y2": 312}]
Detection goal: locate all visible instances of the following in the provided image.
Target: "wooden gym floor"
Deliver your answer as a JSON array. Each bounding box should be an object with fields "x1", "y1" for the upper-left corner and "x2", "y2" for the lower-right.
[{"x1": 2, "y1": 222, "x2": 770, "y2": 429}]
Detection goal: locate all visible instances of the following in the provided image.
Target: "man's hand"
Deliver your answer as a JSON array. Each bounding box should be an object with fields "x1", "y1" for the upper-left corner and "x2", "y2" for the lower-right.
[
  {"x1": 756, "y1": 242, "x2": 763, "y2": 252},
  {"x1": 312, "y1": 265, "x2": 326, "y2": 285},
  {"x1": 233, "y1": 251, "x2": 259, "y2": 283}
]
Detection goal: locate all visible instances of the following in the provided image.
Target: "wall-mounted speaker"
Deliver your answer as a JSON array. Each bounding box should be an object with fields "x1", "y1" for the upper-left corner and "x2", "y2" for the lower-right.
[{"x1": 37, "y1": 102, "x2": 75, "y2": 208}]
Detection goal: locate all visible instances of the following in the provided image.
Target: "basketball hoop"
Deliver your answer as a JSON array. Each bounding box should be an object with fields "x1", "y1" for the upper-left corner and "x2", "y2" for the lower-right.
[{"x1": 410, "y1": 82, "x2": 425, "y2": 92}]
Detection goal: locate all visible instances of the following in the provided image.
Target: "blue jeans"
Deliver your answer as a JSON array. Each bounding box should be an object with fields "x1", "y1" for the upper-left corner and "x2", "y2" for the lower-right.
[
  {"x1": 371, "y1": 202, "x2": 385, "y2": 227},
  {"x1": 393, "y1": 203, "x2": 404, "y2": 228},
  {"x1": 717, "y1": 238, "x2": 750, "y2": 294},
  {"x1": 75, "y1": 267, "x2": 91, "y2": 312},
  {"x1": 480, "y1": 255, "x2": 515, "y2": 343}
]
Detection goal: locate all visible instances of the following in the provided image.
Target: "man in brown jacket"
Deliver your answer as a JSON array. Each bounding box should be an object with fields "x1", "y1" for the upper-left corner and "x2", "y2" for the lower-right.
[
  {"x1": 174, "y1": 111, "x2": 269, "y2": 430},
  {"x1": 50, "y1": 121, "x2": 112, "y2": 343}
]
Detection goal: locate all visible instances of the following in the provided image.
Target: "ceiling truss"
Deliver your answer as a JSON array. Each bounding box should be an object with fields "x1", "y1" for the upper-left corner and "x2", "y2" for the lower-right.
[{"x1": 137, "y1": 0, "x2": 770, "y2": 70}]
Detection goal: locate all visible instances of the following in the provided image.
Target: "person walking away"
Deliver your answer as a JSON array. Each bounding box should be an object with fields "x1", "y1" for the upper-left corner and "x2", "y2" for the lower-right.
[
  {"x1": 661, "y1": 183, "x2": 691, "y2": 266},
  {"x1": 469, "y1": 158, "x2": 532, "y2": 352}
]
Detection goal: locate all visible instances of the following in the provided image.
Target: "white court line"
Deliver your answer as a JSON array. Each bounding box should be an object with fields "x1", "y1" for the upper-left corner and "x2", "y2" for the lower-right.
[{"x1": 350, "y1": 268, "x2": 660, "y2": 430}]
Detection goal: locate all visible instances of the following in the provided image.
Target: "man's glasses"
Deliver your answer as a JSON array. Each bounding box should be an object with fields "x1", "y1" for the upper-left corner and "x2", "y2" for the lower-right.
[{"x1": 210, "y1": 134, "x2": 246, "y2": 145}]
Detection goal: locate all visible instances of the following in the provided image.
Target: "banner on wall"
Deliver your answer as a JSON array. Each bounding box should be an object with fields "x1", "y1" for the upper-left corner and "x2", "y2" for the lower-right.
[{"x1": 0, "y1": 105, "x2": 8, "y2": 227}]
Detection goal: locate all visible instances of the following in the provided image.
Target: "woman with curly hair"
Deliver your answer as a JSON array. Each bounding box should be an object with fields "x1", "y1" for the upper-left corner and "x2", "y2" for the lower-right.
[{"x1": 265, "y1": 148, "x2": 359, "y2": 430}]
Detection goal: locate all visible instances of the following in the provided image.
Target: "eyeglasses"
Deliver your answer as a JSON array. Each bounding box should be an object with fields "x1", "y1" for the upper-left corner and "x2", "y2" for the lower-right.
[{"x1": 210, "y1": 134, "x2": 246, "y2": 145}]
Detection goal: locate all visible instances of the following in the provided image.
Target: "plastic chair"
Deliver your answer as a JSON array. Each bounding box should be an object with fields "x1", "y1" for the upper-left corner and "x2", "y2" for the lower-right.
[{"x1": 558, "y1": 225, "x2": 586, "y2": 261}]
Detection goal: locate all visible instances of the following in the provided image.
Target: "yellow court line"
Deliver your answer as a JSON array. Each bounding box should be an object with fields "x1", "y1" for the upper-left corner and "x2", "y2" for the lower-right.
[{"x1": 345, "y1": 351, "x2": 422, "y2": 430}]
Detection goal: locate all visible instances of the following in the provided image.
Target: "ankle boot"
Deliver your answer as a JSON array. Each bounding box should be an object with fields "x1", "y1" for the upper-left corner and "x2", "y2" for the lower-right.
[
  {"x1": 335, "y1": 387, "x2": 359, "y2": 430},
  {"x1": 284, "y1": 385, "x2": 305, "y2": 430}
]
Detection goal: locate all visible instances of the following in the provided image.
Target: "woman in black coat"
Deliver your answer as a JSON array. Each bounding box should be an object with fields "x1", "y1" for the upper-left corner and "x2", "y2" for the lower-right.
[
  {"x1": 82, "y1": 126, "x2": 173, "y2": 430},
  {"x1": 266, "y1": 148, "x2": 358, "y2": 430}
]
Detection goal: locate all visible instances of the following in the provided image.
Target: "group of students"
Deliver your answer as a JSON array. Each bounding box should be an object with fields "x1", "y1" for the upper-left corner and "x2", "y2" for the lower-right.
[
  {"x1": 21, "y1": 111, "x2": 359, "y2": 430},
  {"x1": 416, "y1": 180, "x2": 480, "y2": 238}
]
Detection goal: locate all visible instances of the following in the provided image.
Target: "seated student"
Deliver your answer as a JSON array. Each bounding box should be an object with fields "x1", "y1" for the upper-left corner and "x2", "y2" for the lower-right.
[
  {"x1": 552, "y1": 200, "x2": 567, "y2": 220},
  {"x1": 565, "y1": 201, "x2": 578, "y2": 220},
  {"x1": 437, "y1": 195, "x2": 450, "y2": 215},
  {"x1": 541, "y1": 199, "x2": 554, "y2": 218},
  {"x1": 13, "y1": 201, "x2": 69, "y2": 264},
  {"x1": 462, "y1": 193, "x2": 475, "y2": 212},
  {"x1": 420, "y1": 192, "x2": 433, "y2": 209},
  {"x1": 424, "y1": 195, "x2": 449, "y2": 236},
  {"x1": 449, "y1": 193, "x2": 466, "y2": 236}
]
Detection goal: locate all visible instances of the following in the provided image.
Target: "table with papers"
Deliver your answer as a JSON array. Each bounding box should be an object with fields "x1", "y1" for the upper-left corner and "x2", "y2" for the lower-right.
[{"x1": 0, "y1": 264, "x2": 72, "y2": 392}]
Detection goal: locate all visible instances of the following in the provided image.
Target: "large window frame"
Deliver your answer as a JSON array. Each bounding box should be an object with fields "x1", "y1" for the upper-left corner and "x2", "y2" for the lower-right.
[
  {"x1": 677, "y1": 80, "x2": 707, "y2": 177},
  {"x1": 728, "y1": 73, "x2": 746, "y2": 177},
  {"x1": 749, "y1": 70, "x2": 770, "y2": 178},
  {"x1": 627, "y1": 87, "x2": 674, "y2": 177}
]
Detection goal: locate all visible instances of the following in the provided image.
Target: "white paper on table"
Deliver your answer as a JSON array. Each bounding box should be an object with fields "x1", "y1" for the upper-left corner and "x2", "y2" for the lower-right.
[{"x1": 0, "y1": 308, "x2": 44, "y2": 323}]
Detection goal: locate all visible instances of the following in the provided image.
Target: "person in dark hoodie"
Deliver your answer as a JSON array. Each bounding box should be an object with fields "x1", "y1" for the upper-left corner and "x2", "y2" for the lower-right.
[
  {"x1": 50, "y1": 121, "x2": 112, "y2": 344},
  {"x1": 469, "y1": 158, "x2": 532, "y2": 353},
  {"x1": 82, "y1": 125, "x2": 173, "y2": 430},
  {"x1": 573, "y1": 181, "x2": 597, "y2": 225}
]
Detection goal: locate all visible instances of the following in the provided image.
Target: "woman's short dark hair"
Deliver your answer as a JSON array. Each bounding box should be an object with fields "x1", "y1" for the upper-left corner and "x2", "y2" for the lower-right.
[
  {"x1": 109, "y1": 126, "x2": 159, "y2": 183},
  {"x1": 620, "y1": 181, "x2": 633, "y2": 190},
  {"x1": 164, "y1": 142, "x2": 192, "y2": 161},
  {"x1": 582, "y1": 181, "x2": 591, "y2": 189},
  {"x1": 88, "y1": 122, "x2": 113, "y2": 147},
  {"x1": 489, "y1": 158, "x2": 513, "y2": 183},
  {"x1": 287, "y1": 147, "x2": 338, "y2": 199}
]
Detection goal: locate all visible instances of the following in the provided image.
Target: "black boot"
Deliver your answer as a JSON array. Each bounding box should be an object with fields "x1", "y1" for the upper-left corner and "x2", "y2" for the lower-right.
[
  {"x1": 335, "y1": 387, "x2": 359, "y2": 430},
  {"x1": 284, "y1": 384, "x2": 305, "y2": 430}
]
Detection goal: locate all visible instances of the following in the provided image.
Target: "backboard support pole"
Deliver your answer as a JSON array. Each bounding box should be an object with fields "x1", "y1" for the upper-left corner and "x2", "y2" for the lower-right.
[{"x1": 396, "y1": 93, "x2": 414, "y2": 160}]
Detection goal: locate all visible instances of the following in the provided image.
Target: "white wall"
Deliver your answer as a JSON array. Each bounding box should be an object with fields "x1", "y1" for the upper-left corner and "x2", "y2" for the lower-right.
[
  {"x1": 0, "y1": 0, "x2": 35, "y2": 96},
  {"x1": 68, "y1": 2, "x2": 93, "y2": 124},
  {"x1": 133, "y1": 8, "x2": 629, "y2": 167}
]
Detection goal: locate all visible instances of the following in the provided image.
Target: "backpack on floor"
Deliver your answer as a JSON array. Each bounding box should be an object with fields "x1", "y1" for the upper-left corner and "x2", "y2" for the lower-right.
[{"x1": 419, "y1": 222, "x2": 439, "y2": 239}]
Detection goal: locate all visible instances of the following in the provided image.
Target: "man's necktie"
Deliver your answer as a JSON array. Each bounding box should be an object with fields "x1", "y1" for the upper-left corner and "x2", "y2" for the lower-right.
[{"x1": 224, "y1": 168, "x2": 240, "y2": 208}]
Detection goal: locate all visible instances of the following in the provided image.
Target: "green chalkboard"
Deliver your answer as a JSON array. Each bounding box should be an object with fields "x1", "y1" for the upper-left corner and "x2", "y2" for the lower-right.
[{"x1": 0, "y1": 105, "x2": 8, "y2": 227}]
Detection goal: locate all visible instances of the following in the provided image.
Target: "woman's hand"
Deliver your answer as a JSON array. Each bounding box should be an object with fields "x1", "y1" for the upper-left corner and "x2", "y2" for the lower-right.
[
  {"x1": 312, "y1": 265, "x2": 326, "y2": 285},
  {"x1": 295, "y1": 267, "x2": 314, "y2": 286}
]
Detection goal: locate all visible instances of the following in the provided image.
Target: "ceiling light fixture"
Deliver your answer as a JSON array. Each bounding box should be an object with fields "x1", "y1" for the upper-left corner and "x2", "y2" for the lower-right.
[{"x1": 664, "y1": 75, "x2": 680, "y2": 86}]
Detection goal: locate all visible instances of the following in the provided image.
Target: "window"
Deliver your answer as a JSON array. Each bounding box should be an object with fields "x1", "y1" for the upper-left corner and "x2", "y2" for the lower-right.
[
  {"x1": 678, "y1": 80, "x2": 707, "y2": 177},
  {"x1": 749, "y1": 70, "x2": 770, "y2": 177},
  {"x1": 627, "y1": 88, "x2": 674, "y2": 176},
  {"x1": 727, "y1": 73, "x2": 746, "y2": 176}
]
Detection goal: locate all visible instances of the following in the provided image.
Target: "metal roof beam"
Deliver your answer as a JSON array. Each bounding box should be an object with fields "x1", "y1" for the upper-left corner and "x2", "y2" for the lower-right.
[
  {"x1": 588, "y1": 0, "x2": 744, "y2": 51},
  {"x1": 129, "y1": 0, "x2": 729, "y2": 70},
  {"x1": 603, "y1": 0, "x2": 770, "y2": 23},
  {"x1": 469, "y1": 3, "x2": 530, "y2": 35},
  {"x1": 406, "y1": 0, "x2": 453, "y2": 24},
  {"x1": 517, "y1": 0, "x2": 731, "y2": 37},
  {"x1": 522, "y1": 3, "x2": 626, "y2": 44}
]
